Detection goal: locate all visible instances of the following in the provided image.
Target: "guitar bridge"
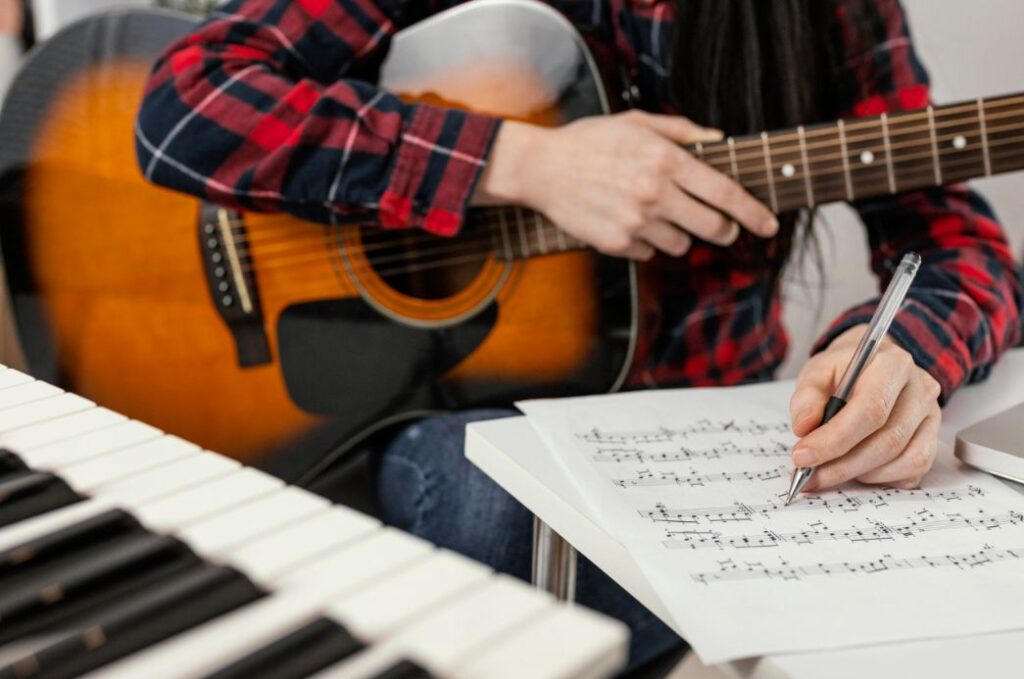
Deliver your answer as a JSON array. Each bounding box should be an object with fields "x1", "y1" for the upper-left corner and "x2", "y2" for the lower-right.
[{"x1": 198, "y1": 203, "x2": 271, "y2": 367}]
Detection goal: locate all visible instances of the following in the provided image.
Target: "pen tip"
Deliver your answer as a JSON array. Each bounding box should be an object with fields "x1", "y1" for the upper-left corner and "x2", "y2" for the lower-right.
[{"x1": 783, "y1": 493, "x2": 793, "y2": 507}]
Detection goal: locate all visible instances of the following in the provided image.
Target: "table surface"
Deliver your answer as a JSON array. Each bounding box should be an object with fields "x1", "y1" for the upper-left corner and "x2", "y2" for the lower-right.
[{"x1": 466, "y1": 349, "x2": 1024, "y2": 679}]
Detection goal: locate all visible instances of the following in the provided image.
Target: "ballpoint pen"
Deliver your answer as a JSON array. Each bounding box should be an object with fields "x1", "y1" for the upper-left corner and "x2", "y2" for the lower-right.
[{"x1": 784, "y1": 251, "x2": 922, "y2": 505}]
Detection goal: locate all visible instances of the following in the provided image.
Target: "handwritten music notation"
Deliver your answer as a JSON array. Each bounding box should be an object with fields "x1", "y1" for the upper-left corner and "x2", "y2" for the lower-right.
[
  {"x1": 592, "y1": 439, "x2": 789, "y2": 464},
  {"x1": 579, "y1": 419, "x2": 790, "y2": 445},
  {"x1": 690, "y1": 544, "x2": 1024, "y2": 585},
  {"x1": 639, "y1": 486, "x2": 988, "y2": 525},
  {"x1": 662, "y1": 510, "x2": 1024, "y2": 551},
  {"x1": 518, "y1": 385, "x2": 1024, "y2": 662},
  {"x1": 612, "y1": 465, "x2": 788, "y2": 489}
]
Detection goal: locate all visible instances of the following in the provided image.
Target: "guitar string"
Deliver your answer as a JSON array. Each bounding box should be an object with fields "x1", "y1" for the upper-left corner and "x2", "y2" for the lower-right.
[
  {"x1": 227, "y1": 103, "x2": 1024, "y2": 252},
  {"x1": 696, "y1": 99, "x2": 1024, "y2": 163},
  {"x1": 695, "y1": 94, "x2": 1024, "y2": 152},
  {"x1": 238, "y1": 139, "x2": 1020, "y2": 280},
  {"x1": 230, "y1": 131, "x2": 1024, "y2": 273},
  {"x1": 228, "y1": 96, "x2": 1024, "y2": 243},
  {"x1": 232, "y1": 117, "x2": 1017, "y2": 265}
]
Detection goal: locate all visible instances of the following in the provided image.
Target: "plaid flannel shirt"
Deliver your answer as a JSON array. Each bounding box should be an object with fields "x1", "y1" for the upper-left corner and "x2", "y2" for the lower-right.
[{"x1": 136, "y1": 0, "x2": 1023, "y2": 403}]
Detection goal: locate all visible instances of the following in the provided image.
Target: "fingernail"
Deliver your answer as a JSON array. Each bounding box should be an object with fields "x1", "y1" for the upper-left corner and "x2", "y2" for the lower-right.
[
  {"x1": 705, "y1": 127, "x2": 725, "y2": 141},
  {"x1": 762, "y1": 217, "x2": 779, "y2": 236},
  {"x1": 793, "y1": 448, "x2": 816, "y2": 467}
]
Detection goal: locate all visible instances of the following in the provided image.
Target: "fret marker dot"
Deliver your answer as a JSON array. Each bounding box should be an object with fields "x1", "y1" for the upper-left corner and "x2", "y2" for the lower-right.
[
  {"x1": 781, "y1": 163, "x2": 795, "y2": 178},
  {"x1": 860, "y1": 151, "x2": 875, "y2": 165},
  {"x1": 953, "y1": 135, "x2": 967, "y2": 150}
]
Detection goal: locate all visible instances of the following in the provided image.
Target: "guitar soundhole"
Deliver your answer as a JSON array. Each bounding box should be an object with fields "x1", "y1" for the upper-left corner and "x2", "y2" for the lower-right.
[{"x1": 358, "y1": 228, "x2": 492, "y2": 300}]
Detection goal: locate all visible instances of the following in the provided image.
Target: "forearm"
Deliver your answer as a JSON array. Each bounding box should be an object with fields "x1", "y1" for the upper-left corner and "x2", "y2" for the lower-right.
[{"x1": 135, "y1": 0, "x2": 500, "y2": 235}]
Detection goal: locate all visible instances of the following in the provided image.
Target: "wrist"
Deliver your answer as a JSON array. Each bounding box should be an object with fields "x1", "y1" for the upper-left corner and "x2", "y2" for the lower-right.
[{"x1": 472, "y1": 120, "x2": 547, "y2": 207}]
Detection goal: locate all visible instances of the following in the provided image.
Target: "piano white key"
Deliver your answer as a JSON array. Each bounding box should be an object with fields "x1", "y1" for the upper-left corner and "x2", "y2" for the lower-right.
[
  {"x1": 0, "y1": 380, "x2": 61, "y2": 409},
  {"x1": 94, "y1": 544, "x2": 485, "y2": 678},
  {"x1": 0, "y1": 496, "x2": 119, "y2": 553},
  {"x1": 0, "y1": 393, "x2": 93, "y2": 433},
  {"x1": 226, "y1": 507, "x2": 379, "y2": 585},
  {"x1": 57, "y1": 436, "x2": 199, "y2": 492},
  {"x1": 178, "y1": 486, "x2": 330, "y2": 556},
  {"x1": 326, "y1": 549, "x2": 491, "y2": 641},
  {"x1": 0, "y1": 457, "x2": 246, "y2": 552},
  {"x1": 0, "y1": 407, "x2": 125, "y2": 452},
  {"x1": 18, "y1": 420, "x2": 162, "y2": 469},
  {"x1": 0, "y1": 368, "x2": 33, "y2": 390},
  {"x1": 91, "y1": 591, "x2": 332, "y2": 678},
  {"x1": 316, "y1": 578, "x2": 555, "y2": 679},
  {"x1": 132, "y1": 467, "x2": 283, "y2": 532},
  {"x1": 101, "y1": 452, "x2": 240, "y2": 505},
  {"x1": 456, "y1": 606, "x2": 629, "y2": 679},
  {"x1": 279, "y1": 528, "x2": 432, "y2": 592}
]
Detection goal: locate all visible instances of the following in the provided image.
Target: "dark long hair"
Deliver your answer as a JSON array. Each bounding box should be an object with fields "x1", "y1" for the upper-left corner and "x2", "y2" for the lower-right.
[{"x1": 669, "y1": 0, "x2": 856, "y2": 284}]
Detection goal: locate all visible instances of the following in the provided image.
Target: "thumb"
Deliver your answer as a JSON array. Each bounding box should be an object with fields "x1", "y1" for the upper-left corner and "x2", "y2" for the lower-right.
[{"x1": 634, "y1": 113, "x2": 724, "y2": 145}]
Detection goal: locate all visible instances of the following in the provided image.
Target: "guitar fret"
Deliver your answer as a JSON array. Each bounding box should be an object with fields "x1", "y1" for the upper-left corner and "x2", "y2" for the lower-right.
[
  {"x1": 880, "y1": 113, "x2": 897, "y2": 193},
  {"x1": 797, "y1": 125, "x2": 814, "y2": 208},
  {"x1": 533, "y1": 212, "x2": 548, "y2": 255},
  {"x1": 978, "y1": 98, "x2": 993, "y2": 177},
  {"x1": 695, "y1": 142, "x2": 705, "y2": 162},
  {"x1": 927, "y1": 105, "x2": 942, "y2": 185},
  {"x1": 727, "y1": 137, "x2": 739, "y2": 180},
  {"x1": 515, "y1": 207, "x2": 530, "y2": 259},
  {"x1": 498, "y1": 209, "x2": 513, "y2": 260},
  {"x1": 555, "y1": 221, "x2": 568, "y2": 251},
  {"x1": 760, "y1": 132, "x2": 779, "y2": 213},
  {"x1": 837, "y1": 119, "x2": 854, "y2": 200}
]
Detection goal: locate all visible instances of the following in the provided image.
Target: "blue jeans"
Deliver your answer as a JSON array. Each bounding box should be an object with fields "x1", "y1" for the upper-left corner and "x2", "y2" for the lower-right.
[{"x1": 377, "y1": 409, "x2": 685, "y2": 672}]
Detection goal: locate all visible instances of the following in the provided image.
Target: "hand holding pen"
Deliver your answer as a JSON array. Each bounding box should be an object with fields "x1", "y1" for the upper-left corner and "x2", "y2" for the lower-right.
[{"x1": 786, "y1": 253, "x2": 940, "y2": 503}]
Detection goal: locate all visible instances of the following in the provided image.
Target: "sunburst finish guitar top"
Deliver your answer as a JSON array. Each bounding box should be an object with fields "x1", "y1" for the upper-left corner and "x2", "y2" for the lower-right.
[{"x1": 0, "y1": 4, "x2": 637, "y2": 466}]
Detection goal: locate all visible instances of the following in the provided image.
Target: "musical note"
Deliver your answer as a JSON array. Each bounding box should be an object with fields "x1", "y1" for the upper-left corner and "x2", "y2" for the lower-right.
[
  {"x1": 579, "y1": 419, "x2": 790, "y2": 445},
  {"x1": 662, "y1": 511, "x2": 1023, "y2": 550},
  {"x1": 639, "y1": 486, "x2": 989, "y2": 525},
  {"x1": 518, "y1": 384, "x2": 1024, "y2": 663},
  {"x1": 690, "y1": 545, "x2": 1024, "y2": 585},
  {"x1": 592, "y1": 439, "x2": 789, "y2": 464},
  {"x1": 612, "y1": 465, "x2": 788, "y2": 489}
]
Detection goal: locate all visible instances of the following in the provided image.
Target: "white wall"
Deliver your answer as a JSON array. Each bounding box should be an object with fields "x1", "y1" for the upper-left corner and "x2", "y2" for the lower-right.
[{"x1": 779, "y1": 0, "x2": 1024, "y2": 377}]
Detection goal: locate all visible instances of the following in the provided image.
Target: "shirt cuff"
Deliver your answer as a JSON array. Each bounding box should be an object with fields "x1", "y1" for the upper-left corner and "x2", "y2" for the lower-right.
[
  {"x1": 378, "y1": 103, "x2": 502, "y2": 237},
  {"x1": 812, "y1": 298, "x2": 969, "y2": 406}
]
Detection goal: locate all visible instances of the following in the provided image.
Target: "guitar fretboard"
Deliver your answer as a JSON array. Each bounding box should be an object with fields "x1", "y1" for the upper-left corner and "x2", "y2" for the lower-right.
[
  {"x1": 475, "y1": 93, "x2": 1024, "y2": 261},
  {"x1": 692, "y1": 93, "x2": 1024, "y2": 213}
]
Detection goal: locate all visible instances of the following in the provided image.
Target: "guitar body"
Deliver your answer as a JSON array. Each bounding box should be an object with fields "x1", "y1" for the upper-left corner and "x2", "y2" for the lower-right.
[{"x1": 0, "y1": 3, "x2": 637, "y2": 465}]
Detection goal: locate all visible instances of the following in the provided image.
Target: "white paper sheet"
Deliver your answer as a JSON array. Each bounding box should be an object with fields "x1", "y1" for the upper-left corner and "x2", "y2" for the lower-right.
[{"x1": 517, "y1": 381, "x2": 1024, "y2": 664}]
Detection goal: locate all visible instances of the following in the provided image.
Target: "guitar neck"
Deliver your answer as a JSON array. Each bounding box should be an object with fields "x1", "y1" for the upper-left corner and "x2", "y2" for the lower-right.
[
  {"x1": 479, "y1": 92, "x2": 1024, "y2": 260},
  {"x1": 690, "y1": 92, "x2": 1024, "y2": 213}
]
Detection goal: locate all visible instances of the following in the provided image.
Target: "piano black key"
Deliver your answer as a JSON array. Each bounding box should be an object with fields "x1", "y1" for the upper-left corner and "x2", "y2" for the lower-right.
[
  {"x1": 0, "y1": 532, "x2": 193, "y2": 628},
  {"x1": 207, "y1": 617, "x2": 364, "y2": 679},
  {"x1": 0, "y1": 550, "x2": 199, "y2": 647},
  {"x1": 0, "y1": 448, "x2": 28, "y2": 479},
  {"x1": 0, "y1": 472, "x2": 82, "y2": 528},
  {"x1": 371, "y1": 660, "x2": 436, "y2": 679},
  {"x1": 0, "y1": 509, "x2": 141, "y2": 576},
  {"x1": 0, "y1": 564, "x2": 265, "y2": 679}
]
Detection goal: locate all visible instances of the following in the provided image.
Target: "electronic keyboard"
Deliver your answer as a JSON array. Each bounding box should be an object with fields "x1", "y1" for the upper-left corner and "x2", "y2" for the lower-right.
[{"x1": 0, "y1": 363, "x2": 628, "y2": 678}]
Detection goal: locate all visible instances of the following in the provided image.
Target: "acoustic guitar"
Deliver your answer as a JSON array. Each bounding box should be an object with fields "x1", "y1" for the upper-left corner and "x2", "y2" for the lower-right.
[{"x1": 2, "y1": 1, "x2": 1022, "y2": 472}]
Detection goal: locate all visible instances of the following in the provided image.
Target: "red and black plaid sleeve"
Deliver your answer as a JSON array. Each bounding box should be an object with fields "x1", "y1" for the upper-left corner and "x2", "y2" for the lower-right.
[
  {"x1": 135, "y1": 0, "x2": 500, "y2": 236},
  {"x1": 813, "y1": 0, "x2": 1023, "y2": 403}
]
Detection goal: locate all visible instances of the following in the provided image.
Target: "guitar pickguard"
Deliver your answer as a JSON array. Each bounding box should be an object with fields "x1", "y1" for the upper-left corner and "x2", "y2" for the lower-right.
[{"x1": 276, "y1": 298, "x2": 496, "y2": 417}]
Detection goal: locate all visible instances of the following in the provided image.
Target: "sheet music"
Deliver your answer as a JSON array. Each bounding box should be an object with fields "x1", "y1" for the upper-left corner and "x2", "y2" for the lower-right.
[{"x1": 517, "y1": 381, "x2": 1024, "y2": 663}]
